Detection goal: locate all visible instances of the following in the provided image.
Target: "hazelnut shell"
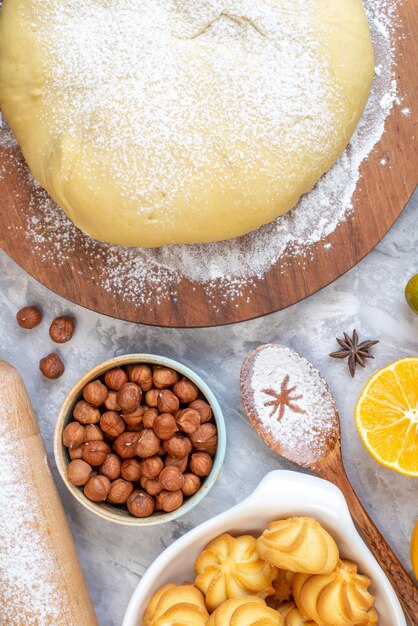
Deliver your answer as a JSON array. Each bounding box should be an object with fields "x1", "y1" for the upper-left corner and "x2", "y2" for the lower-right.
[
  {"x1": 84, "y1": 475, "x2": 110, "y2": 502},
  {"x1": 129, "y1": 364, "x2": 153, "y2": 391},
  {"x1": 16, "y1": 305, "x2": 42, "y2": 329},
  {"x1": 155, "y1": 490, "x2": 183, "y2": 513},
  {"x1": 100, "y1": 454, "x2": 122, "y2": 480},
  {"x1": 127, "y1": 490, "x2": 155, "y2": 517},
  {"x1": 135, "y1": 429, "x2": 161, "y2": 458},
  {"x1": 121, "y1": 459, "x2": 142, "y2": 482},
  {"x1": 181, "y1": 473, "x2": 201, "y2": 496},
  {"x1": 49, "y1": 316, "x2": 75, "y2": 343},
  {"x1": 159, "y1": 466, "x2": 185, "y2": 491},
  {"x1": 62, "y1": 422, "x2": 85, "y2": 449},
  {"x1": 157, "y1": 389, "x2": 179, "y2": 414},
  {"x1": 153, "y1": 413, "x2": 178, "y2": 440},
  {"x1": 73, "y1": 400, "x2": 100, "y2": 425},
  {"x1": 67, "y1": 459, "x2": 92, "y2": 486},
  {"x1": 107, "y1": 479, "x2": 134, "y2": 504},
  {"x1": 105, "y1": 367, "x2": 128, "y2": 390},
  {"x1": 188, "y1": 399, "x2": 213, "y2": 423},
  {"x1": 113, "y1": 432, "x2": 140, "y2": 459},
  {"x1": 83, "y1": 380, "x2": 108, "y2": 406},
  {"x1": 173, "y1": 377, "x2": 199, "y2": 403},
  {"x1": 140, "y1": 456, "x2": 163, "y2": 480},
  {"x1": 163, "y1": 434, "x2": 192, "y2": 458},
  {"x1": 100, "y1": 411, "x2": 126, "y2": 438},
  {"x1": 81, "y1": 440, "x2": 110, "y2": 466},
  {"x1": 116, "y1": 382, "x2": 142, "y2": 412},
  {"x1": 153, "y1": 366, "x2": 179, "y2": 389}
]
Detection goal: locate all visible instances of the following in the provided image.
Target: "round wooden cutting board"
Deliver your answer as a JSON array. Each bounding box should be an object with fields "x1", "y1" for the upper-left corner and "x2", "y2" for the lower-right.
[{"x1": 0, "y1": 2, "x2": 417, "y2": 328}]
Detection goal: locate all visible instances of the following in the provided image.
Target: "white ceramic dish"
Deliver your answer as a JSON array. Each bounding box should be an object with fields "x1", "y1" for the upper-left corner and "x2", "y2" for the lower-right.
[{"x1": 123, "y1": 470, "x2": 406, "y2": 625}]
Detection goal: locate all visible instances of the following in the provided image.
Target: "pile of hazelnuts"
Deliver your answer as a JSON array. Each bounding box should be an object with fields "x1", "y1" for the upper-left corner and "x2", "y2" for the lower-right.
[{"x1": 62, "y1": 363, "x2": 218, "y2": 518}]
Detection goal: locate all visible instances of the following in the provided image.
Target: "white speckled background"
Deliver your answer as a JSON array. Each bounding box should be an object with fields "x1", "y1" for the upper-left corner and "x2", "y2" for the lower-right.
[{"x1": 0, "y1": 191, "x2": 417, "y2": 625}]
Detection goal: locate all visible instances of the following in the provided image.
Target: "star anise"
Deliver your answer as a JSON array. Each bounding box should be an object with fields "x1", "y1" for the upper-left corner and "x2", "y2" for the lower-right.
[
  {"x1": 263, "y1": 375, "x2": 306, "y2": 422},
  {"x1": 330, "y1": 330, "x2": 379, "y2": 377}
]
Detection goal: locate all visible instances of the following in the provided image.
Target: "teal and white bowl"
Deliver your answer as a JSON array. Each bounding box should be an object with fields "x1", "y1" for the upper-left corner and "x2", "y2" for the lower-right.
[{"x1": 54, "y1": 354, "x2": 226, "y2": 526}]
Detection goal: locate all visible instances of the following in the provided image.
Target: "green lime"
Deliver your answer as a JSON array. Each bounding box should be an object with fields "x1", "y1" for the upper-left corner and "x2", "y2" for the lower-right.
[{"x1": 405, "y1": 274, "x2": 418, "y2": 314}]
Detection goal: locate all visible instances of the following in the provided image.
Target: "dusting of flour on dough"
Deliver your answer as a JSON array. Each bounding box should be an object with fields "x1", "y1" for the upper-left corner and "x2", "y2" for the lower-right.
[{"x1": 0, "y1": 0, "x2": 404, "y2": 307}]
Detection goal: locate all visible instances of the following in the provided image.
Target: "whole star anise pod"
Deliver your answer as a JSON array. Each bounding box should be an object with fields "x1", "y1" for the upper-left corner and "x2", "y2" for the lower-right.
[{"x1": 330, "y1": 330, "x2": 379, "y2": 377}]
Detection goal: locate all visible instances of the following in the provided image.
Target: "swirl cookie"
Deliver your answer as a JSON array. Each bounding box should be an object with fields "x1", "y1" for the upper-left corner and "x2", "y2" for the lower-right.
[
  {"x1": 195, "y1": 533, "x2": 277, "y2": 612},
  {"x1": 292, "y1": 560, "x2": 377, "y2": 626},
  {"x1": 256, "y1": 517, "x2": 339, "y2": 574},
  {"x1": 142, "y1": 583, "x2": 208, "y2": 626},
  {"x1": 207, "y1": 596, "x2": 281, "y2": 626}
]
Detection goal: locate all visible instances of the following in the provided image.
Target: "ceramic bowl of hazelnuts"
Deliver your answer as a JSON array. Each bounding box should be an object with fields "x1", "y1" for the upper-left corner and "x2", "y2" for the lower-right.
[{"x1": 54, "y1": 354, "x2": 226, "y2": 526}]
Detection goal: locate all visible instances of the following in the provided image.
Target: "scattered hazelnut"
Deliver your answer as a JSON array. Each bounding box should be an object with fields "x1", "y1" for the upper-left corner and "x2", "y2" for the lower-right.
[
  {"x1": 157, "y1": 389, "x2": 179, "y2": 414},
  {"x1": 159, "y1": 466, "x2": 185, "y2": 492},
  {"x1": 84, "y1": 475, "x2": 110, "y2": 502},
  {"x1": 16, "y1": 305, "x2": 42, "y2": 329},
  {"x1": 117, "y1": 382, "x2": 142, "y2": 412},
  {"x1": 39, "y1": 353, "x2": 65, "y2": 379},
  {"x1": 155, "y1": 490, "x2": 183, "y2": 513},
  {"x1": 127, "y1": 490, "x2": 155, "y2": 517},
  {"x1": 122, "y1": 405, "x2": 144, "y2": 429},
  {"x1": 67, "y1": 459, "x2": 92, "y2": 486},
  {"x1": 107, "y1": 479, "x2": 133, "y2": 504},
  {"x1": 128, "y1": 364, "x2": 153, "y2": 391},
  {"x1": 121, "y1": 458, "x2": 142, "y2": 482},
  {"x1": 153, "y1": 413, "x2": 178, "y2": 440},
  {"x1": 190, "y1": 423, "x2": 218, "y2": 452},
  {"x1": 69, "y1": 446, "x2": 83, "y2": 460},
  {"x1": 145, "y1": 388, "x2": 159, "y2": 407},
  {"x1": 113, "y1": 432, "x2": 140, "y2": 459},
  {"x1": 105, "y1": 367, "x2": 128, "y2": 391},
  {"x1": 142, "y1": 408, "x2": 159, "y2": 429},
  {"x1": 181, "y1": 473, "x2": 201, "y2": 496},
  {"x1": 135, "y1": 429, "x2": 161, "y2": 458},
  {"x1": 189, "y1": 399, "x2": 213, "y2": 423},
  {"x1": 83, "y1": 380, "x2": 108, "y2": 406},
  {"x1": 49, "y1": 316, "x2": 75, "y2": 343},
  {"x1": 104, "y1": 391, "x2": 120, "y2": 411},
  {"x1": 163, "y1": 434, "x2": 192, "y2": 458},
  {"x1": 190, "y1": 452, "x2": 213, "y2": 477},
  {"x1": 176, "y1": 408, "x2": 201, "y2": 434},
  {"x1": 73, "y1": 400, "x2": 100, "y2": 425},
  {"x1": 84, "y1": 424, "x2": 104, "y2": 442},
  {"x1": 173, "y1": 378, "x2": 199, "y2": 404},
  {"x1": 81, "y1": 440, "x2": 110, "y2": 466},
  {"x1": 62, "y1": 422, "x2": 85, "y2": 449},
  {"x1": 100, "y1": 411, "x2": 125, "y2": 438},
  {"x1": 153, "y1": 366, "x2": 179, "y2": 389},
  {"x1": 141, "y1": 477, "x2": 163, "y2": 496},
  {"x1": 140, "y1": 456, "x2": 163, "y2": 480},
  {"x1": 100, "y1": 454, "x2": 121, "y2": 480},
  {"x1": 164, "y1": 455, "x2": 189, "y2": 473}
]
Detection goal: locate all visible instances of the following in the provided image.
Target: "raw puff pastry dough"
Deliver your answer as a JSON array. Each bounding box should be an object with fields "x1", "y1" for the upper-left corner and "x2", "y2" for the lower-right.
[{"x1": 0, "y1": 0, "x2": 374, "y2": 247}]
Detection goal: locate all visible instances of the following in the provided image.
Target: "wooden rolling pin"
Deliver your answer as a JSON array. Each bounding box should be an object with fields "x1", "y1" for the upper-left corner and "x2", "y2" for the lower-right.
[{"x1": 0, "y1": 359, "x2": 98, "y2": 626}]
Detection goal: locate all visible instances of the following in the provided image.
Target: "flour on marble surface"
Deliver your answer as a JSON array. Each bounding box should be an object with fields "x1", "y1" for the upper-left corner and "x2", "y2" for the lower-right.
[
  {"x1": 247, "y1": 344, "x2": 339, "y2": 465},
  {"x1": 0, "y1": 0, "x2": 403, "y2": 306}
]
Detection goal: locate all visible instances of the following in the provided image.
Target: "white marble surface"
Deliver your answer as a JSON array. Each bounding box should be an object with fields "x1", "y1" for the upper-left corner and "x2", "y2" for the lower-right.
[{"x1": 0, "y1": 191, "x2": 417, "y2": 625}]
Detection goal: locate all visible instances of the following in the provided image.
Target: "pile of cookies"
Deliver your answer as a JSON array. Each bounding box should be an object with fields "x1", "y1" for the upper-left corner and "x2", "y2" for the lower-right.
[{"x1": 142, "y1": 516, "x2": 378, "y2": 625}]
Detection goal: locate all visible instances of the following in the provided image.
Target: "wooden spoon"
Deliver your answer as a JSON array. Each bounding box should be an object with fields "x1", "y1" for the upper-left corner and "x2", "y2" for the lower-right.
[{"x1": 240, "y1": 343, "x2": 418, "y2": 625}]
